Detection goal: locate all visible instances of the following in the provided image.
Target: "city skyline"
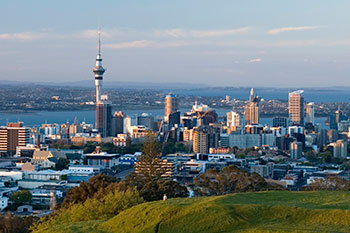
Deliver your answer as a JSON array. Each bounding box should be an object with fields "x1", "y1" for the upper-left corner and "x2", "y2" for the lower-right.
[{"x1": 1, "y1": 1, "x2": 350, "y2": 87}]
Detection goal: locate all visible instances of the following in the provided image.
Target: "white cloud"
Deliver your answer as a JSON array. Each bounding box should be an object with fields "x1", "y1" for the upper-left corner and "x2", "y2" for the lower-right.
[
  {"x1": 268, "y1": 26, "x2": 324, "y2": 35},
  {"x1": 105, "y1": 40, "x2": 188, "y2": 49},
  {"x1": 248, "y1": 58, "x2": 262, "y2": 63},
  {"x1": 155, "y1": 27, "x2": 253, "y2": 38},
  {"x1": 0, "y1": 32, "x2": 47, "y2": 40}
]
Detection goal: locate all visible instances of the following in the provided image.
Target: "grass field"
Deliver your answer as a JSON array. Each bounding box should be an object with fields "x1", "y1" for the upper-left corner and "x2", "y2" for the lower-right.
[{"x1": 34, "y1": 191, "x2": 350, "y2": 233}]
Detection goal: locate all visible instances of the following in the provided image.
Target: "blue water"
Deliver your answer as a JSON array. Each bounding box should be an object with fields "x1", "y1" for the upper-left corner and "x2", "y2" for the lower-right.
[
  {"x1": 177, "y1": 88, "x2": 350, "y2": 103},
  {"x1": 0, "y1": 109, "x2": 328, "y2": 129}
]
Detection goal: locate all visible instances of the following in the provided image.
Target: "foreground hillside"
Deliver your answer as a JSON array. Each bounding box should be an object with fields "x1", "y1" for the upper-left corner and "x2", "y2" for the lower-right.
[{"x1": 35, "y1": 191, "x2": 350, "y2": 233}]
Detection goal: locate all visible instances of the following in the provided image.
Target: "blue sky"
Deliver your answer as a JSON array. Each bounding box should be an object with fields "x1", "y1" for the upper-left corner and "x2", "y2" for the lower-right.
[{"x1": 1, "y1": 0, "x2": 350, "y2": 87}]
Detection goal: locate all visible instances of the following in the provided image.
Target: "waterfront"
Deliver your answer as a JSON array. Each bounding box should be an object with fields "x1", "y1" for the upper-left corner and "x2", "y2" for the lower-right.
[{"x1": 0, "y1": 109, "x2": 328, "y2": 129}]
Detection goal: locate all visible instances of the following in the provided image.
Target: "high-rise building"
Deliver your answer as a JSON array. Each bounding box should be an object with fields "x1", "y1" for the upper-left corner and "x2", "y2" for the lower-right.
[
  {"x1": 331, "y1": 139, "x2": 347, "y2": 158},
  {"x1": 273, "y1": 117, "x2": 287, "y2": 128},
  {"x1": 192, "y1": 126, "x2": 220, "y2": 154},
  {"x1": 0, "y1": 122, "x2": 30, "y2": 156},
  {"x1": 164, "y1": 94, "x2": 178, "y2": 122},
  {"x1": 289, "y1": 90, "x2": 304, "y2": 126},
  {"x1": 245, "y1": 89, "x2": 260, "y2": 125},
  {"x1": 96, "y1": 99, "x2": 112, "y2": 137},
  {"x1": 290, "y1": 141, "x2": 303, "y2": 159},
  {"x1": 137, "y1": 113, "x2": 154, "y2": 130},
  {"x1": 124, "y1": 115, "x2": 131, "y2": 134},
  {"x1": 168, "y1": 111, "x2": 181, "y2": 126},
  {"x1": 93, "y1": 31, "x2": 112, "y2": 137},
  {"x1": 226, "y1": 111, "x2": 242, "y2": 127},
  {"x1": 112, "y1": 112, "x2": 124, "y2": 136},
  {"x1": 336, "y1": 109, "x2": 348, "y2": 124},
  {"x1": 306, "y1": 102, "x2": 314, "y2": 124},
  {"x1": 249, "y1": 88, "x2": 255, "y2": 102}
]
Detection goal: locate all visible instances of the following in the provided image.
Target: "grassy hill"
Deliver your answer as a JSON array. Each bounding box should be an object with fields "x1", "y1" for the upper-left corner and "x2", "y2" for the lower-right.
[{"x1": 34, "y1": 191, "x2": 350, "y2": 233}]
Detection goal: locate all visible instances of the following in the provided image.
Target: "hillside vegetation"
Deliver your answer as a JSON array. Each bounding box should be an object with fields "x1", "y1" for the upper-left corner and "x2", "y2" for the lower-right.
[{"x1": 34, "y1": 191, "x2": 350, "y2": 233}]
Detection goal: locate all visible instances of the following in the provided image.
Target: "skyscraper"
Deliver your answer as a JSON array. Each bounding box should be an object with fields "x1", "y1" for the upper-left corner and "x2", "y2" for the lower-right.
[
  {"x1": 93, "y1": 30, "x2": 112, "y2": 137},
  {"x1": 0, "y1": 122, "x2": 30, "y2": 156},
  {"x1": 164, "y1": 94, "x2": 178, "y2": 122},
  {"x1": 227, "y1": 111, "x2": 242, "y2": 127},
  {"x1": 306, "y1": 102, "x2": 314, "y2": 124},
  {"x1": 192, "y1": 126, "x2": 219, "y2": 154},
  {"x1": 112, "y1": 112, "x2": 124, "y2": 136},
  {"x1": 245, "y1": 88, "x2": 260, "y2": 125},
  {"x1": 289, "y1": 90, "x2": 304, "y2": 126}
]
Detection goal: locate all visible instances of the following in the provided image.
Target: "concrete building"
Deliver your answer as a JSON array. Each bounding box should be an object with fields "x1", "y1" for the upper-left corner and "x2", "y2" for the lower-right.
[
  {"x1": 164, "y1": 94, "x2": 178, "y2": 122},
  {"x1": 330, "y1": 139, "x2": 347, "y2": 159},
  {"x1": 290, "y1": 141, "x2": 303, "y2": 159},
  {"x1": 245, "y1": 88, "x2": 260, "y2": 125},
  {"x1": 96, "y1": 101, "x2": 112, "y2": 137},
  {"x1": 306, "y1": 102, "x2": 314, "y2": 124},
  {"x1": 289, "y1": 90, "x2": 304, "y2": 126},
  {"x1": 135, "y1": 158, "x2": 177, "y2": 177},
  {"x1": 250, "y1": 163, "x2": 273, "y2": 178},
  {"x1": 273, "y1": 117, "x2": 287, "y2": 128},
  {"x1": 112, "y1": 111, "x2": 124, "y2": 136},
  {"x1": 137, "y1": 113, "x2": 154, "y2": 130},
  {"x1": 84, "y1": 147, "x2": 119, "y2": 169},
  {"x1": 193, "y1": 126, "x2": 220, "y2": 154},
  {"x1": 0, "y1": 122, "x2": 30, "y2": 156},
  {"x1": 245, "y1": 102, "x2": 259, "y2": 125}
]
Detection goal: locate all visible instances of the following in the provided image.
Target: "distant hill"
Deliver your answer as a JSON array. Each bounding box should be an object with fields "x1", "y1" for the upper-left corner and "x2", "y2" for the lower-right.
[{"x1": 34, "y1": 191, "x2": 350, "y2": 233}]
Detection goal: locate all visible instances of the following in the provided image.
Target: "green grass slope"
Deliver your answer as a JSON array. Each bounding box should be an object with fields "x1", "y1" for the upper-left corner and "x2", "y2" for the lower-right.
[{"x1": 35, "y1": 191, "x2": 350, "y2": 233}]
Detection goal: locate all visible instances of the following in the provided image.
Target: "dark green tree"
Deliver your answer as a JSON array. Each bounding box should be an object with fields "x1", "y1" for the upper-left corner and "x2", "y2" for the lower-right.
[
  {"x1": 55, "y1": 158, "x2": 70, "y2": 170},
  {"x1": 194, "y1": 165, "x2": 282, "y2": 196},
  {"x1": 10, "y1": 190, "x2": 32, "y2": 206},
  {"x1": 62, "y1": 174, "x2": 118, "y2": 208}
]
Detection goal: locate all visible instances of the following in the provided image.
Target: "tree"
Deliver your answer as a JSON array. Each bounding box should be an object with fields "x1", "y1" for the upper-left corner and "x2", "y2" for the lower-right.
[
  {"x1": 139, "y1": 179, "x2": 188, "y2": 201},
  {"x1": 142, "y1": 133, "x2": 160, "y2": 158},
  {"x1": 10, "y1": 190, "x2": 32, "y2": 206},
  {"x1": 305, "y1": 150, "x2": 318, "y2": 163},
  {"x1": 125, "y1": 134, "x2": 188, "y2": 201},
  {"x1": 55, "y1": 158, "x2": 70, "y2": 170},
  {"x1": 320, "y1": 151, "x2": 332, "y2": 163},
  {"x1": 62, "y1": 174, "x2": 118, "y2": 208},
  {"x1": 236, "y1": 153, "x2": 246, "y2": 159},
  {"x1": 0, "y1": 212, "x2": 27, "y2": 233},
  {"x1": 83, "y1": 143, "x2": 96, "y2": 154},
  {"x1": 194, "y1": 165, "x2": 282, "y2": 196},
  {"x1": 304, "y1": 177, "x2": 350, "y2": 191}
]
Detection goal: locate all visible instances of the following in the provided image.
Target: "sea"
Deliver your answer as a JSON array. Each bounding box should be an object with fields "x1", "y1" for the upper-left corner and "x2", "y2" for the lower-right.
[{"x1": 0, "y1": 109, "x2": 328, "y2": 129}]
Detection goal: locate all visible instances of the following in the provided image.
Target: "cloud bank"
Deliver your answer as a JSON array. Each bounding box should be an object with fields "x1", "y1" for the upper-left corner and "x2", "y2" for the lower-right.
[{"x1": 268, "y1": 26, "x2": 324, "y2": 35}]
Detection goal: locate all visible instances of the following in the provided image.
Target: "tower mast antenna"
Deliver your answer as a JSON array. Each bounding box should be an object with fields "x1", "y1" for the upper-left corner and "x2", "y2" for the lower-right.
[{"x1": 98, "y1": 26, "x2": 101, "y2": 56}]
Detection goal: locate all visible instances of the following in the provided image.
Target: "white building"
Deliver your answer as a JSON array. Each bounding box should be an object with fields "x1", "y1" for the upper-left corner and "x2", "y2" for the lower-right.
[{"x1": 68, "y1": 165, "x2": 102, "y2": 173}]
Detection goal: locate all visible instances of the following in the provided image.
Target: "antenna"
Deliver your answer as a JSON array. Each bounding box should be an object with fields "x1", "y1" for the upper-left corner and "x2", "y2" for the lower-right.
[{"x1": 98, "y1": 26, "x2": 101, "y2": 55}]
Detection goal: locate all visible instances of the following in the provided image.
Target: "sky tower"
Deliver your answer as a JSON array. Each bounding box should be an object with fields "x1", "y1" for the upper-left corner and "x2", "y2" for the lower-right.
[
  {"x1": 93, "y1": 30, "x2": 111, "y2": 137},
  {"x1": 93, "y1": 30, "x2": 105, "y2": 103}
]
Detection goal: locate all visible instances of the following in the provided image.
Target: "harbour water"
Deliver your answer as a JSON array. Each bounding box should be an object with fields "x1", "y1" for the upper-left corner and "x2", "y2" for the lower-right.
[{"x1": 0, "y1": 109, "x2": 328, "y2": 129}]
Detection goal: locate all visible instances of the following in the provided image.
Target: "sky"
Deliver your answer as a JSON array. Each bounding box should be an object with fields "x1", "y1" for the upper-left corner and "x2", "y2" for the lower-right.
[{"x1": 1, "y1": 0, "x2": 350, "y2": 87}]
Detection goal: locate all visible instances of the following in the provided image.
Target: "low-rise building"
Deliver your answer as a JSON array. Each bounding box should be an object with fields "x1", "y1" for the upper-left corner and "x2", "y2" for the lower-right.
[
  {"x1": 135, "y1": 158, "x2": 177, "y2": 177},
  {"x1": 84, "y1": 150, "x2": 119, "y2": 169}
]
